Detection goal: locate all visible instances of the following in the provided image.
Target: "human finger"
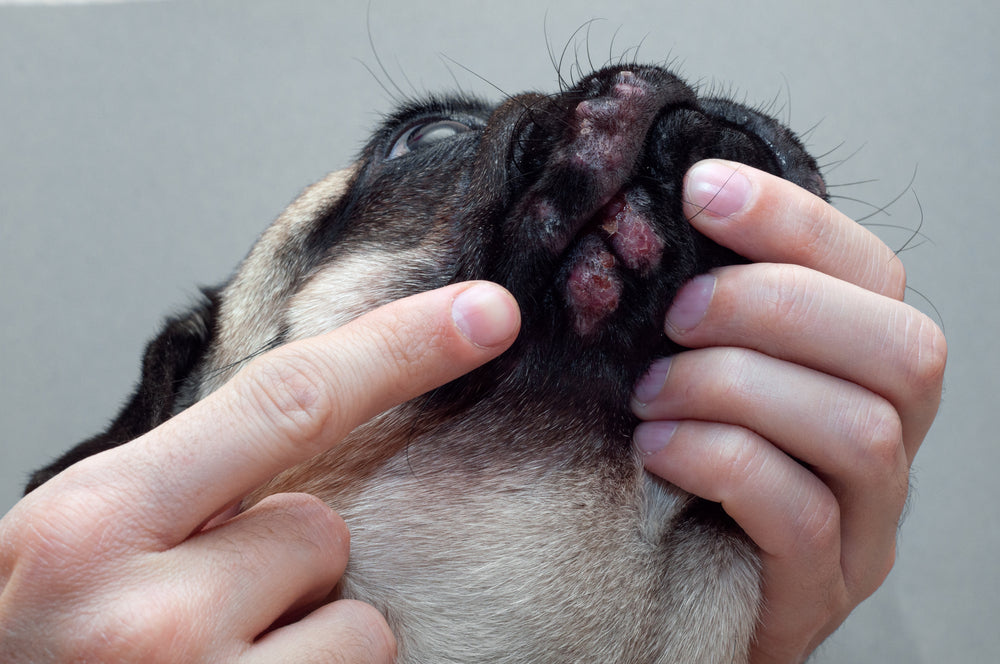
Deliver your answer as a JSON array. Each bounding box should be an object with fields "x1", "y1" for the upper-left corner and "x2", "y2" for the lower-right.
[
  {"x1": 171, "y1": 492, "x2": 351, "y2": 642},
  {"x1": 636, "y1": 418, "x2": 846, "y2": 664},
  {"x1": 82, "y1": 280, "x2": 520, "y2": 547},
  {"x1": 632, "y1": 347, "x2": 908, "y2": 595},
  {"x1": 682, "y1": 159, "x2": 905, "y2": 299},
  {"x1": 244, "y1": 599, "x2": 397, "y2": 664},
  {"x1": 636, "y1": 419, "x2": 841, "y2": 584},
  {"x1": 662, "y1": 264, "x2": 945, "y2": 462}
]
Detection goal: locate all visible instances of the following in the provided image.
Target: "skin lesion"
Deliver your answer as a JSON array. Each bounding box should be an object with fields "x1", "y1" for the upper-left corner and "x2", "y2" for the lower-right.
[{"x1": 564, "y1": 235, "x2": 622, "y2": 336}]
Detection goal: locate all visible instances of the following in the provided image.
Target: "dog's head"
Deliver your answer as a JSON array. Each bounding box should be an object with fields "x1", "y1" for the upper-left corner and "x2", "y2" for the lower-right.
[
  {"x1": 27, "y1": 64, "x2": 824, "y2": 491},
  {"x1": 25, "y1": 62, "x2": 827, "y2": 663},
  {"x1": 200, "y1": 65, "x2": 824, "y2": 417}
]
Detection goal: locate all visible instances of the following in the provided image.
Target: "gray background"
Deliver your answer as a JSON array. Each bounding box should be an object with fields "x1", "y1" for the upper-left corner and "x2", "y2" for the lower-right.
[{"x1": 1, "y1": 0, "x2": 996, "y2": 661}]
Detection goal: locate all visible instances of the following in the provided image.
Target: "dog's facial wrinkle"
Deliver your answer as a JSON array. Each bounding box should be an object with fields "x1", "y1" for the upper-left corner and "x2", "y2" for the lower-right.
[{"x1": 190, "y1": 166, "x2": 360, "y2": 398}]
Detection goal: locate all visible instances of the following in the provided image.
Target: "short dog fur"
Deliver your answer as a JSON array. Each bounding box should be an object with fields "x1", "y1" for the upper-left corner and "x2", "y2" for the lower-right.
[{"x1": 27, "y1": 65, "x2": 826, "y2": 663}]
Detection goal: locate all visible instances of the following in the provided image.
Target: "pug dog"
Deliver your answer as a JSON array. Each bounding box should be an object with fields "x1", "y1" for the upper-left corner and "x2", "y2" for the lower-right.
[{"x1": 26, "y1": 64, "x2": 826, "y2": 663}]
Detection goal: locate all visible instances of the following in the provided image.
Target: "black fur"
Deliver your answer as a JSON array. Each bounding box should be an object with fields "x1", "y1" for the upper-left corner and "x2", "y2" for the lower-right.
[
  {"x1": 26, "y1": 65, "x2": 824, "y2": 494},
  {"x1": 22, "y1": 65, "x2": 830, "y2": 662}
]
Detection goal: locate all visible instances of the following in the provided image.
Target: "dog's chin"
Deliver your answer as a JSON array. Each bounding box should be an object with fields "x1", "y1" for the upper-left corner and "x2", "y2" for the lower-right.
[{"x1": 554, "y1": 187, "x2": 664, "y2": 337}]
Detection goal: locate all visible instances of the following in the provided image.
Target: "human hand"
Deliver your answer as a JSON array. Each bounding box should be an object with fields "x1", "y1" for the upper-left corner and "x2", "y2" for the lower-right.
[
  {"x1": 631, "y1": 160, "x2": 946, "y2": 663},
  {"x1": 0, "y1": 282, "x2": 520, "y2": 663}
]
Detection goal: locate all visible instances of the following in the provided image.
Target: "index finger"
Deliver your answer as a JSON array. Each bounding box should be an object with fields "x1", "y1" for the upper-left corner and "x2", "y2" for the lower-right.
[
  {"x1": 683, "y1": 159, "x2": 907, "y2": 300},
  {"x1": 89, "y1": 281, "x2": 520, "y2": 547}
]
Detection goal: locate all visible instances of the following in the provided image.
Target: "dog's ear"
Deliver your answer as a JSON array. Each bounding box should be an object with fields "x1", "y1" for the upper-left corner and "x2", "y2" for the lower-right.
[{"x1": 24, "y1": 291, "x2": 220, "y2": 495}]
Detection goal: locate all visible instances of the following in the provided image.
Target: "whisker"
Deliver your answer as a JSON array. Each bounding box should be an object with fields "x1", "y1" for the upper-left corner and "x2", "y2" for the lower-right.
[
  {"x1": 543, "y1": 12, "x2": 570, "y2": 93},
  {"x1": 893, "y1": 188, "x2": 927, "y2": 255},
  {"x1": 204, "y1": 335, "x2": 284, "y2": 382},
  {"x1": 825, "y1": 178, "x2": 880, "y2": 188},
  {"x1": 558, "y1": 20, "x2": 604, "y2": 88},
  {"x1": 439, "y1": 54, "x2": 513, "y2": 101},
  {"x1": 905, "y1": 282, "x2": 945, "y2": 332},
  {"x1": 439, "y1": 54, "x2": 469, "y2": 98},
  {"x1": 365, "y1": 3, "x2": 408, "y2": 102},
  {"x1": 853, "y1": 165, "x2": 918, "y2": 223},
  {"x1": 820, "y1": 141, "x2": 866, "y2": 173}
]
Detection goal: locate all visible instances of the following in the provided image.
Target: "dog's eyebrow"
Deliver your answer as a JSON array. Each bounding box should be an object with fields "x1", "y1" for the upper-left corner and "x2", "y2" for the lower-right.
[{"x1": 375, "y1": 94, "x2": 494, "y2": 134}]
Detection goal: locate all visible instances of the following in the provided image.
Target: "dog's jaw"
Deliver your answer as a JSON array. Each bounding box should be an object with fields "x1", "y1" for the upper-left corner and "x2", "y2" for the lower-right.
[{"x1": 561, "y1": 189, "x2": 667, "y2": 335}]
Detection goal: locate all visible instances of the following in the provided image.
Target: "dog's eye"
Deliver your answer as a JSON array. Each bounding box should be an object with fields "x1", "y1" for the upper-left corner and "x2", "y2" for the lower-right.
[{"x1": 388, "y1": 120, "x2": 472, "y2": 159}]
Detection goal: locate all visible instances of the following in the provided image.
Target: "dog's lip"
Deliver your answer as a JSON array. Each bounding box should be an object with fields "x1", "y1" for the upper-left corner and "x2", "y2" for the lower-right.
[
  {"x1": 510, "y1": 68, "x2": 691, "y2": 336},
  {"x1": 561, "y1": 185, "x2": 665, "y2": 336},
  {"x1": 592, "y1": 189, "x2": 664, "y2": 273},
  {"x1": 564, "y1": 188, "x2": 658, "y2": 265}
]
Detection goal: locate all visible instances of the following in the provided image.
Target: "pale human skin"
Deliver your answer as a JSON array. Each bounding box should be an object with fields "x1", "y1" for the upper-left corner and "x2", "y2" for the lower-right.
[
  {"x1": 0, "y1": 160, "x2": 945, "y2": 663},
  {"x1": 633, "y1": 160, "x2": 946, "y2": 663}
]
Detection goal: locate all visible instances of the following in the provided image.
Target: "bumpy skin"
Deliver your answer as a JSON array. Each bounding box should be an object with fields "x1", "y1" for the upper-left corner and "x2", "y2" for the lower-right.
[{"x1": 28, "y1": 66, "x2": 825, "y2": 663}]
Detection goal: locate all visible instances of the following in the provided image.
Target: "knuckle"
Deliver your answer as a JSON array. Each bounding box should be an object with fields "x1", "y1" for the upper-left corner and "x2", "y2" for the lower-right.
[
  {"x1": 790, "y1": 193, "x2": 841, "y2": 266},
  {"x1": 241, "y1": 347, "x2": 336, "y2": 448},
  {"x1": 711, "y1": 427, "x2": 766, "y2": 494},
  {"x1": 1, "y1": 478, "x2": 135, "y2": 569},
  {"x1": 756, "y1": 264, "x2": 821, "y2": 332},
  {"x1": 854, "y1": 401, "x2": 911, "y2": 514},
  {"x1": 69, "y1": 588, "x2": 197, "y2": 663},
  {"x1": 253, "y1": 493, "x2": 349, "y2": 556},
  {"x1": 279, "y1": 492, "x2": 345, "y2": 530},
  {"x1": 323, "y1": 600, "x2": 397, "y2": 664},
  {"x1": 363, "y1": 311, "x2": 441, "y2": 388},
  {"x1": 688, "y1": 350, "x2": 762, "y2": 423},
  {"x1": 715, "y1": 348, "x2": 763, "y2": 403},
  {"x1": 792, "y1": 489, "x2": 841, "y2": 556},
  {"x1": 856, "y1": 399, "x2": 906, "y2": 471}
]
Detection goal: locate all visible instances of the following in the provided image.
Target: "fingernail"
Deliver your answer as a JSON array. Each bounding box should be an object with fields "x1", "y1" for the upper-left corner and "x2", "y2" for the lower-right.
[
  {"x1": 686, "y1": 161, "x2": 752, "y2": 219},
  {"x1": 633, "y1": 357, "x2": 672, "y2": 405},
  {"x1": 666, "y1": 274, "x2": 715, "y2": 334},
  {"x1": 634, "y1": 421, "x2": 679, "y2": 456},
  {"x1": 451, "y1": 283, "x2": 520, "y2": 348}
]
